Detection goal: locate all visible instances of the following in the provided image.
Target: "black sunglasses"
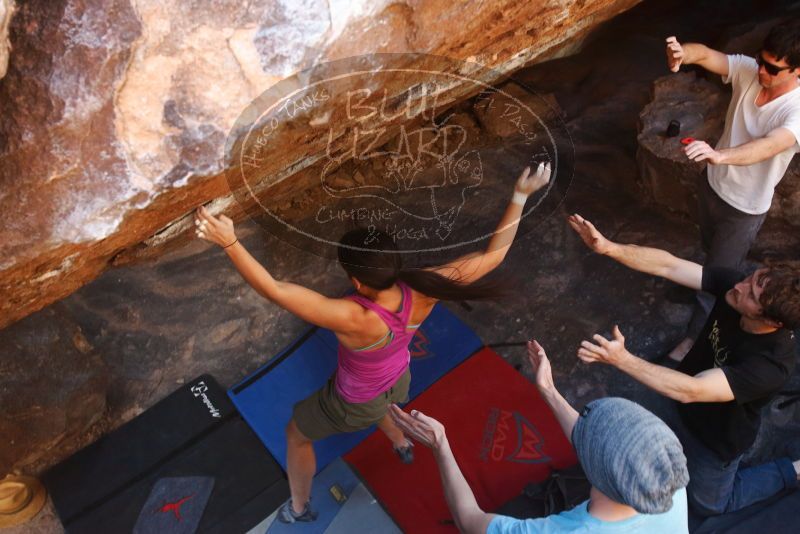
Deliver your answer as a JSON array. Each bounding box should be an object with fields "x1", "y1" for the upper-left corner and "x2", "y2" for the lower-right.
[{"x1": 756, "y1": 52, "x2": 793, "y2": 76}]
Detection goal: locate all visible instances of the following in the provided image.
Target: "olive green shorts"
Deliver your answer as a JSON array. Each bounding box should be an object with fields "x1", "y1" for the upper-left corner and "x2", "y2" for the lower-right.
[{"x1": 293, "y1": 368, "x2": 411, "y2": 441}]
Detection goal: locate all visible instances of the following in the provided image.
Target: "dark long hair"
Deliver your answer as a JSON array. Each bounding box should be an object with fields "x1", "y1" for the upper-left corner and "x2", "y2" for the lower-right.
[{"x1": 337, "y1": 228, "x2": 511, "y2": 301}]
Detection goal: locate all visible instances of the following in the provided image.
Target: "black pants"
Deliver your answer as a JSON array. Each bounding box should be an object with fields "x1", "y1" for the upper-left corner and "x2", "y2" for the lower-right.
[{"x1": 687, "y1": 175, "x2": 767, "y2": 338}]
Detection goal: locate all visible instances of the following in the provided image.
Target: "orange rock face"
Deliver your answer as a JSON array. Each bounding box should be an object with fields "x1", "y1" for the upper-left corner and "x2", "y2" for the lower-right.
[{"x1": 0, "y1": 0, "x2": 640, "y2": 330}]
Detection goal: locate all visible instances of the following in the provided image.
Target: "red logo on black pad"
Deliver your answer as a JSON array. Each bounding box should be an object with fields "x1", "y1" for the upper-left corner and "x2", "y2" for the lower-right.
[{"x1": 158, "y1": 494, "x2": 195, "y2": 521}]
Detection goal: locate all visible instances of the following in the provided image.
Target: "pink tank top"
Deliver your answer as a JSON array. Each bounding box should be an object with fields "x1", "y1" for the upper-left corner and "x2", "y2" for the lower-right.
[{"x1": 335, "y1": 282, "x2": 415, "y2": 403}]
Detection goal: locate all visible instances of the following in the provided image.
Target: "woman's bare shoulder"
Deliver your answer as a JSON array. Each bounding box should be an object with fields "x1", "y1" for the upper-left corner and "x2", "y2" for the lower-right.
[{"x1": 408, "y1": 287, "x2": 437, "y2": 321}]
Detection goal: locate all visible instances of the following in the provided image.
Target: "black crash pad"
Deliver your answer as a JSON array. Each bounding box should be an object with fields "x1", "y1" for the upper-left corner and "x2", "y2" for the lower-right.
[{"x1": 42, "y1": 375, "x2": 289, "y2": 533}]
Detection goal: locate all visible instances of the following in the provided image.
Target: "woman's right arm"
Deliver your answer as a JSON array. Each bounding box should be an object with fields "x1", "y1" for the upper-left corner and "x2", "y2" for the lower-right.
[
  {"x1": 195, "y1": 206, "x2": 361, "y2": 332},
  {"x1": 432, "y1": 162, "x2": 550, "y2": 283}
]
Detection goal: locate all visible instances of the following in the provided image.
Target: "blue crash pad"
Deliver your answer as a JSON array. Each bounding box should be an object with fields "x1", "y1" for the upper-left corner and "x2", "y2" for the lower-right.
[{"x1": 229, "y1": 303, "x2": 482, "y2": 472}]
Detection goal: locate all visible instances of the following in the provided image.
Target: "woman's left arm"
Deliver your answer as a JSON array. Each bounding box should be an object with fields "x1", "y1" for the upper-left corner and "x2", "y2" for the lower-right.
[
  {"x1": 433, "y1": 162, "x2": 551, "y2": 283},
  {"x1": 195, "y1": 206, "x2": 359, "y2": 331}
]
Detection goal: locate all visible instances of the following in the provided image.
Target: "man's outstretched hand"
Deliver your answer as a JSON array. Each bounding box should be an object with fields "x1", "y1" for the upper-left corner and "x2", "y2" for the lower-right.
[
  {"x1": 578, "y1": 325, "x2": 630, "y2": 366},
  {"x1": 390, "y1": 405, "x2": 447, "y2": 452},
  {"x1": 684, "y1": 139, "x2": 725, "y2": 165},
  {"x1": 568, "y1": 214, "x2": 613, "y2": 255},
  {"x1": 527, "y1": 340, "x2": 556, "y2": 395}
]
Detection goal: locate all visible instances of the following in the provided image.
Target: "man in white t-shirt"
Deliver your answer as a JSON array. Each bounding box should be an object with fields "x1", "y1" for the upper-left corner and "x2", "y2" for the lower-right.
[
  {"x1": 664, "y1": 21, "x2": 800, "y2": 362},
  {"x1": 389, "y1": 341, "x2": 689, "y2": 534}
]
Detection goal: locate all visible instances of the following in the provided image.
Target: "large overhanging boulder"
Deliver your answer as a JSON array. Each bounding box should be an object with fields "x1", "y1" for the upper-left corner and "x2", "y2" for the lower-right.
[{"x1": 0, "y1": 0, "x2": 640, "y2": 330}]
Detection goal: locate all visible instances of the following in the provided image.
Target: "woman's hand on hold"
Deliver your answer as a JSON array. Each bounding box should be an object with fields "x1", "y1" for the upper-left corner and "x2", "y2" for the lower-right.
[
  {"x1": 514, "y1": 161, "x2": 551, "y2": 197},
  {"x1": 195, "y1": 205, "x2": 238, "y2": 248}
]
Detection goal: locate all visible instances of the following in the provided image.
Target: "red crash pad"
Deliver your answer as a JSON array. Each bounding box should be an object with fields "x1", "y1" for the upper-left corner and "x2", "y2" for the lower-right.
[{"x1": 345, "y1": 347, "x2": 578, "y2": 532}]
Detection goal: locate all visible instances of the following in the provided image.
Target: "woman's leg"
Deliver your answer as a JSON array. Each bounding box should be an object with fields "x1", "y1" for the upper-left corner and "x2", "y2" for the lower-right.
[
  {"x1": 379, "y1": 369, "x2": 413, "y2": 449},
  {"x1": 378, "y1": 412, "x2": 410, "y2": 448},
  {"x1": 285, "y1": 419, "x2": 316, "y2": 513}
]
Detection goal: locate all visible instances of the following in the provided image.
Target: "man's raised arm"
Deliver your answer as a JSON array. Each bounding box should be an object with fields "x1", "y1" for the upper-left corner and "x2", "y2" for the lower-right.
[
  {"x1": 527, "y1": 340, "x2": 579, "y2": 441},
  {"x1": 666, "y1": 36, "x2": 729, "y2": 77},
  {"x1": 578, "y1": 326, "x2": 735, "y2": 404},
  {"x1": 568, "y1": 214, "x2": 702, "y2": 291}
]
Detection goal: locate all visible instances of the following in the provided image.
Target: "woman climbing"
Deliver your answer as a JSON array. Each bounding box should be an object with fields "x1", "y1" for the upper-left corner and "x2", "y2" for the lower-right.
[{"x1": 194, "y1": 161, "x2": 551, "y2": 523}]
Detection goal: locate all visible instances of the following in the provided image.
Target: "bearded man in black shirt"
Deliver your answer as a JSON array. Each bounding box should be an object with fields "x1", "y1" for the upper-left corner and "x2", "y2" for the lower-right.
[{"x1": 568, "y1": 213, "x2": 800, "y2": 517}]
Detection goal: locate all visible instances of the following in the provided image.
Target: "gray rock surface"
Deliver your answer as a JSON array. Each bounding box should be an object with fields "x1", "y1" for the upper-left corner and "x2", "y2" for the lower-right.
[
  {"x1": 0, "y1": 304, "x2": 109, "y2": 475},
  {"x1": 636, "y1": 71, "x2": 726, "y2": 218}
]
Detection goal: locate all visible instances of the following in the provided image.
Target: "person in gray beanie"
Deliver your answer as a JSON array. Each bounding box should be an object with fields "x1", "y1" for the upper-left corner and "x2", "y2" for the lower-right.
[
  {"x1": 572, "y1": 397, "x2": 690, "y2": 515},
  {"x1": 389, "y1": 340, "x2": 689, "y2": 534}
]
